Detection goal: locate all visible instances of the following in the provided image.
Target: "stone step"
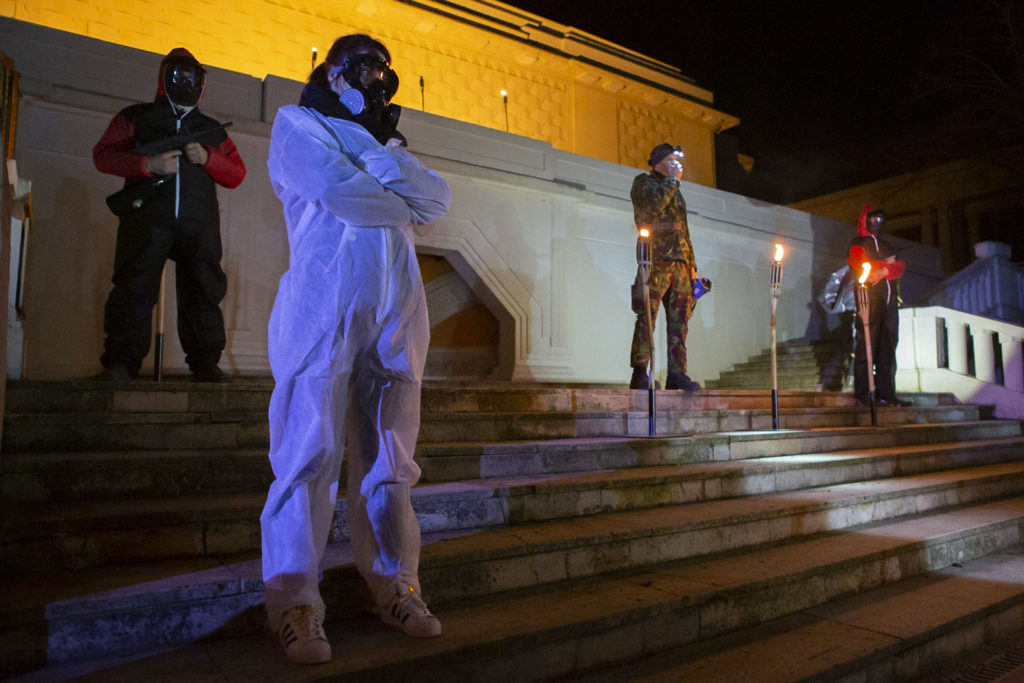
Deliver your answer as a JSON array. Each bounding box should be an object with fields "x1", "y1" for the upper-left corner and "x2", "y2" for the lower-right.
[
  {"x1": 712, "y1": 368, "x2": 844, "y2": 385},
  {"x1": 0, "y1": 402, "x2": 982, "y2": 453},
  {"x1": 6, "y1": 380, "x2": 860, "y2": 416},
  {"x1": 8, "y1": 432, "x2": 1024, "y2": 577},
  {"x1": 3, "y1": 419, "x2": 1012, "y2": 506},
  {"x1": 575, "y1": 546, "x2": 1024, "y2": 683},
  {"x1": 0, "y1": 448, "x2": 272, "y2": 504},
  {"x1": 726, "y1": 356, "x2": 838, "y2": 372},
  {"x1": 11, "y1": 498, "x2": 1024, "y2": 678},
  {"x1": 6, "y1": 379, "x2": 956, "y2": 420},
  {"x1": 5, "y1": 448, "x2": 1024, "y2": 603},
  {"x1": 5, "y1": 436, "x2": 1023, "y2": 575},
  {"x1": 417, "y1": 420, "x2": 1020, "y2": 481},
  {"x1": 708, "y1": 379, "x2": 840, "y2": 391}
]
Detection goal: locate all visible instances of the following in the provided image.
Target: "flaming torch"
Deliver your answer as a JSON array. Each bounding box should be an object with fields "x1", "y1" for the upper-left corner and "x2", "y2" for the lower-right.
[
  {"x1": 637, "y1": 227, "x2": 656, "y2": 436},
  {"x1": 856, "y1": 262, "x2": 877, "y2": 426},
  {"x1": 770, "y1": 243, "x2": 784, "y2": 428}
]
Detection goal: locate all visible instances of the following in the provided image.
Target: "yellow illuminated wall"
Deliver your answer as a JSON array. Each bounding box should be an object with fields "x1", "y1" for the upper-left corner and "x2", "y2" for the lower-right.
[{"x1": 0, "y1": 0, "x2": 737, "y2": 184}]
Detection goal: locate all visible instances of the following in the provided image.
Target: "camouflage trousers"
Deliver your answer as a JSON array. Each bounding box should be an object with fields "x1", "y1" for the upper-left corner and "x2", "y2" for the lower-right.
[{"x1": 630, "y1": 261, "x2": 695, "y2": 375}]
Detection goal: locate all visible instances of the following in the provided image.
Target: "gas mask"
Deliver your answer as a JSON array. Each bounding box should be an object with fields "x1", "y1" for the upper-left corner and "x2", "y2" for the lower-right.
[
  {"x1": 329, "y1": 53, "x2": 401, "y2": 136},
  {"x1": 163, "y1": 59, "x2": 206, "y2": 109},
  {"x1": 865, "y1": 211, "x2": 886, "y2": 237}
]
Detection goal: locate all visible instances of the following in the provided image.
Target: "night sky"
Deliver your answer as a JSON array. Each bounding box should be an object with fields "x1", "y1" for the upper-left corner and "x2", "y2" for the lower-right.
[{"x1": 503, "y1": 0, "x2": 962, "y2": 204}]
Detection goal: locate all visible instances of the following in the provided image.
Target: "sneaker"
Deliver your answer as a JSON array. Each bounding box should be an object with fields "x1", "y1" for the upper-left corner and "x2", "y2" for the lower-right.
[
  {"x1": 278, "y1": 604, "x2": 331, "y2": 664},
  {"x1": 381, "y1": 583, "x2": 442, "y2": 638},
  {"x1": 629, "y1": 366, "x2": 649, "y2": 390}
]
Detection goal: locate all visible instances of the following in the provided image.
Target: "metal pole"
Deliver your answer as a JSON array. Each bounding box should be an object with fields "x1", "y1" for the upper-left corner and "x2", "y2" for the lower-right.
[
  {"x1": 856, "y1": 282, "x2": 876, "y2": 426},
  {"x1": 769, "y1": 255, "x2": 783, "y2": 429},
  {"x1": 153, "y1": 265, "x2": 166, "y2": 382},
  {"x1": 638, "y1": 232, "x2": 655, "y2": 437}
]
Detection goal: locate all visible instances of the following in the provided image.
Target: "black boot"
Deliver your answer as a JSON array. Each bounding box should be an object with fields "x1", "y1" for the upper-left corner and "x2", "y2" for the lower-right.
[
  {"x1": 629, "y1": 366, "x2": 649, "y2": 390},
  {"x1": 665, "y1": 372, "x2": 700, "y2": 391}
]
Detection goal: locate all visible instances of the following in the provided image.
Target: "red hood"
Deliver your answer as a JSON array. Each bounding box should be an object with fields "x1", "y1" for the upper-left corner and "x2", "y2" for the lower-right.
[
  {"x1": 857, "y1": 205, "x2": 876, "y2": 237},
  {"x1": 156, "y1": 47, "x2": 202, "y2": 101}
]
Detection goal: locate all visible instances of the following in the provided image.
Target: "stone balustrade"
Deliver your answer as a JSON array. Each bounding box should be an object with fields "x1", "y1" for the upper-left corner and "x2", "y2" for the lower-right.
[
  {"x1": 926, "y1": 241, "x2": 1024, "y2": 325},
  {"x1": 897, "y1": 305, "x2": 1024, "y2": 418}
]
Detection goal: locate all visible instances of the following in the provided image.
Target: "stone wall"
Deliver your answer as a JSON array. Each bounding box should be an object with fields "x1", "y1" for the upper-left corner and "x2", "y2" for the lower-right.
[
  {"x1": 1, "y1": 18, "x2": 945, "y2": 384},
  {"x1": 0, "y1": 0, "x2": 737, "y2": 186}
]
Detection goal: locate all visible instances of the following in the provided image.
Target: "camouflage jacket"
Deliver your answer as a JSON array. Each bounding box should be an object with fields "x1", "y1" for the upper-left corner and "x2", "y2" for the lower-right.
[{"x1": 630, "y1": 170, "x2": 695, "y2": 265}]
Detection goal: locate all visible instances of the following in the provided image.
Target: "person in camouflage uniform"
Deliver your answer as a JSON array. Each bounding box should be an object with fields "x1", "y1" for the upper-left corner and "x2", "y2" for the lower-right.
[{"x1": 629, "y1": 143, "x2": 701, "y2": 391}]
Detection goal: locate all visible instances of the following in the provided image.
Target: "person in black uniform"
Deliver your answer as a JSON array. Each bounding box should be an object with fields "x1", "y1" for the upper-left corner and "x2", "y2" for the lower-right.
[
  {"x1": 93, "y1": 48, "x2": 246, "y2": 381},
  {"x1": 847, "y1": 205, "x2": 911, "y2": 407}
]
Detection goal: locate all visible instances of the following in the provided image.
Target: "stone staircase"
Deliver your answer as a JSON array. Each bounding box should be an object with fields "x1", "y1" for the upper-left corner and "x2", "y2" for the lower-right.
[
  {"x1": 2, "y1": 378, "x2": 1024, "y2": 680},
  {"x1": 705, "y1": 337, "x2": 852, "y2": 391}
]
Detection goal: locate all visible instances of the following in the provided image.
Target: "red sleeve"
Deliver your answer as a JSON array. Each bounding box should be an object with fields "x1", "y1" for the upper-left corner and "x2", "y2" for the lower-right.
[
  {"x1": 848, "y1": 245, "x2": 906, "y2": 279},
  {"x1": 885, "y1": 259, "x2": 906, "y2": 279},
  {"x1": 93, "y1": 114, "x2": 152, "y2": 178},
  {"x1": 203, "y1": 136, "x2": 246, "y2": 188},
  {"x1": 847, "y1": 245, "x2": 868, "y2": 272}
]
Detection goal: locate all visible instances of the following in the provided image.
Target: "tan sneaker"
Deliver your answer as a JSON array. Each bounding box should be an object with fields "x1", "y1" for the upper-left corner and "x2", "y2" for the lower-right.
[
  {"x1": 278, "y1": 604, "x2": 331, "y2": 664},
  {"x1": 381, "y1": 583, "x2": 442, "y2": 638}
]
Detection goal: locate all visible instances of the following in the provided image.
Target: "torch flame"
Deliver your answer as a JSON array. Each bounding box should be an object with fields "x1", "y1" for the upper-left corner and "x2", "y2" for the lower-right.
[
  {"x1": 639, "y1": 227, "x2": 650, "y2": 238},
  {"x1": 773, "y1": 243, "x2": 784, "y2": 262},
  {"x1": 859, "y1": 262, "x2": 871, "y2": 284}
]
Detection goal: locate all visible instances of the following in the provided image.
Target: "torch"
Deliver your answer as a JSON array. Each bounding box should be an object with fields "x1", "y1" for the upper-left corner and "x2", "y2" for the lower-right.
[
  {"x1": 769, "y1": 243, "x2": 784, "y2": 429},
  {"x1": 637, "y1": 227, "x2": 656, "y2": 436},
  {"x1": 856, "y1": 262, "x2": 877, "y2": 426},
  {"x1": 500, "y1": 90, "x2": 509, "y2": 132}
]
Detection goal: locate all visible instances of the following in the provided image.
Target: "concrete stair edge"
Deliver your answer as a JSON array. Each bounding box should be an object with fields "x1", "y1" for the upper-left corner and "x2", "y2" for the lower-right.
[{"x1": 14, "y1": 499, "x2": 1024, "y2": 678}]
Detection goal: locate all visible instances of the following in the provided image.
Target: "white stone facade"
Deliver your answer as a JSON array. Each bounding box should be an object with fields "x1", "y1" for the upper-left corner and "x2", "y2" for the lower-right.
[{"x1": 3, "y1": 19, "x2": 945, "y2": 384}]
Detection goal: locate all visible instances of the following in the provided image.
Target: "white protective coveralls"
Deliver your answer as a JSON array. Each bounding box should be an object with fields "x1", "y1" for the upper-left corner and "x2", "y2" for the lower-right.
[{"x1": 260, "y1": 104, "x2": 451, "y2": 629}]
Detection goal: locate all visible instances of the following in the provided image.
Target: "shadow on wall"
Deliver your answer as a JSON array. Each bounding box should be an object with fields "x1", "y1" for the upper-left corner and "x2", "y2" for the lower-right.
[{"x1": 419, "y1": 253, "x2": 499, "y2": 380}]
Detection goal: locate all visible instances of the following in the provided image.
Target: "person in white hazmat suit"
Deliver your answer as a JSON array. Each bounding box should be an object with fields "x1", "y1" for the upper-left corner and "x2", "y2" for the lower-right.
[{"x1": 260, "y1": 33, "x2": 451, "y2": 665}]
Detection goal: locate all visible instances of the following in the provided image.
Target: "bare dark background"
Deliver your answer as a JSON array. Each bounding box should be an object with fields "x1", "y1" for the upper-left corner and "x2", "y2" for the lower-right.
[{"x1": 504, "y1": 0, "x2": 1023, "y2": 205}]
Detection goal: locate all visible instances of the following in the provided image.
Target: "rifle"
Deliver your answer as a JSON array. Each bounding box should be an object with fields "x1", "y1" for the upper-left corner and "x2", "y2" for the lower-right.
[
  {"x1": 134, "y1": 121, "x2": 232, "y2": 156},
  {"x1": 104, "y1": 121, "x2": 233, "y2": 217}
]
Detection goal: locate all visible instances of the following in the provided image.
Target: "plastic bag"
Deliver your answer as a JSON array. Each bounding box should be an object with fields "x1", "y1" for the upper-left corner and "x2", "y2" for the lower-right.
[{"x1": 817, "y1": 264, "x2": 856, "y2": 314}]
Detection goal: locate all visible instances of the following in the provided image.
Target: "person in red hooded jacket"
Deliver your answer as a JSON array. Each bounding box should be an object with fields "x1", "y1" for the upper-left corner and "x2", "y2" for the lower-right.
[
  {"x1": 93, "y1": 48, "x2": 246, "y2": 381},
  {"x1": 847, "y1": 205, "x2": 911, "y2": 407}
]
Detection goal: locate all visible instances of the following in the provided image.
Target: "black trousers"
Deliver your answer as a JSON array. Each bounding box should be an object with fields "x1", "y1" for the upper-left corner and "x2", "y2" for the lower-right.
[
  {"x1": 853, "y1": 281, "x2": 899, "y2": 403},
  {"x1": 101, "y1": 212, "x2": 227, "y2": 375}
]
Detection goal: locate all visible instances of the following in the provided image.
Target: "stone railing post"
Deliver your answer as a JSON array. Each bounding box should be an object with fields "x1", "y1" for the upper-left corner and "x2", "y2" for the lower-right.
[
  {"x1": 1004, "y1": 336, "x2": 1024, "y2": 392},
  {"x1": 973, "y1": 328, "x2": 996, "y2": 383},
  {"x1": 947, "y1": 320, "x2": 969, "y2": 375},
  {"x1": 909, "y1": 310, "x2": 940, "y2": 369}
]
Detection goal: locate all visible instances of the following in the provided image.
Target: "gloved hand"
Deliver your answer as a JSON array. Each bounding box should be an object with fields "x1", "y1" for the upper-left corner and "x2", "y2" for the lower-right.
[
  {"x1": 145, "y1": 150, "x2": 181, "y2": 175},
  {"x1": 183, "y1": 142, "x2": 208, "y2": 165}
]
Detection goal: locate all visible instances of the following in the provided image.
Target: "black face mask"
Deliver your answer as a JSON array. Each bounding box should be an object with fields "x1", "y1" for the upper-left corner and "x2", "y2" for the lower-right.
[
  {"x1": 164, "y1": 60, "x2": 206, "y2": 108},
  {"x1": 866, "y1": 215, "x2": 885, "y2": 236},
  {"x1": 331, "y1": 54, "x2": 401, "y2": 134}
]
